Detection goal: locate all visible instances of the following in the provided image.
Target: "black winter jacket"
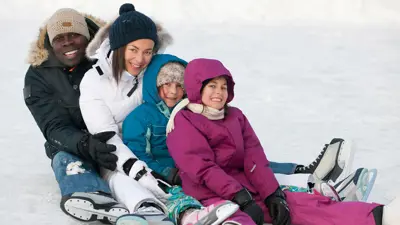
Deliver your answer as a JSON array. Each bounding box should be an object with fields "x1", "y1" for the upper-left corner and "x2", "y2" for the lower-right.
[{"x1": 23, "y1": 15, "x2": 105, "y2": 159}]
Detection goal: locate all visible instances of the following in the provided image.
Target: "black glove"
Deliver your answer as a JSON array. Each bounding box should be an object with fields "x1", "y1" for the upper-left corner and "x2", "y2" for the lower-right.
[
  {"x1": 167, "y1": 168, "x2": 182, "y2": 186},
  {"x1": 264, "y1": 188, "x2": 291, "y2": 225},
  {"x1": 78, "y1": 131, "x2": 118, "y2": 171},
  {"x1": 232, "y1": 189, "x2": 264, "y2": 225}
]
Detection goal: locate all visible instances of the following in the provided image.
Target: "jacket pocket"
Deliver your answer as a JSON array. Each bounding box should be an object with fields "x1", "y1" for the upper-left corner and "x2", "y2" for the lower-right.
[{"x1": 151, "y1": 124, "x2": 167, "y2": 137}]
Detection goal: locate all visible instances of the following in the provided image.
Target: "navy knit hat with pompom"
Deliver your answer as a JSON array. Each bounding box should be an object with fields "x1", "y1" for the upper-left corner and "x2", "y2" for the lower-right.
[{"x1": 109, "y1": 3, "x2": 158, "y2": 50}]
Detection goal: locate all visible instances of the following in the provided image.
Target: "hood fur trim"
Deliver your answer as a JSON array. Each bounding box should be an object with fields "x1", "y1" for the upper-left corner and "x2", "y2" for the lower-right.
[
  {"x1": 85, "y1": 20, "x2": 112, "y2": 58},
  {"x1": 86, "y1": 18, "x2": 173, "y2": 59},
  {"x1": 27, "y1": 14, "x2": 106, "y2": 67}
]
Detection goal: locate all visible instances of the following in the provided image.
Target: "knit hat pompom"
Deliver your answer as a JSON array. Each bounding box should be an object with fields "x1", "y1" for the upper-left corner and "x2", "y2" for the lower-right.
[
  {"x1": 110, "y1": 3, "x2": 158, "y2": 50},
  {"x1": 119, "y1": 3, "x2": 135, "y2": 15},
  {"x1": 157, "y1": 62, "x2": 185, "y2": 88}
]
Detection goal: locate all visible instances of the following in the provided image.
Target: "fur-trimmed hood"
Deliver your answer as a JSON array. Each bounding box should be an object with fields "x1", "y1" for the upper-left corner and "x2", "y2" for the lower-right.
[
  {"x1": 26, "y1": 13, "x2": 106, "y2": 67},
  {"x1": 86, "y1": 19, "x2": 173, "y2": 59}
]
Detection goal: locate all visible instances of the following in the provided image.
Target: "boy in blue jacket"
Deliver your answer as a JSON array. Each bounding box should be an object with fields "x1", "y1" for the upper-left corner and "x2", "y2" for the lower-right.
[{"x1": 123, "y1": 54, "x2": 186, "y2": 185}]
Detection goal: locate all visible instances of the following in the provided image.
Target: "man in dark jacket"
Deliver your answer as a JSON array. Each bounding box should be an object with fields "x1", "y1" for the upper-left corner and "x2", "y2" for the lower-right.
[{"x1": 23, "y1": 8, "x2": 128, "y2": 223}]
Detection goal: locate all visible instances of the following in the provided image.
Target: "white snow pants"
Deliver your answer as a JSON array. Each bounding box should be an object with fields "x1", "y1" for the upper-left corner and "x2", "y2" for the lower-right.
[{"x1": 101, "y1": 168, "x2": 165, "y2": 213}]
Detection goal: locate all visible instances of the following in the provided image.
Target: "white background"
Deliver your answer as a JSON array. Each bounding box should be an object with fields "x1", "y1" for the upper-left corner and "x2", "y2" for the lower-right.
[{"x1": 1, "y1": 0, "x2": 399, "y2": 224}]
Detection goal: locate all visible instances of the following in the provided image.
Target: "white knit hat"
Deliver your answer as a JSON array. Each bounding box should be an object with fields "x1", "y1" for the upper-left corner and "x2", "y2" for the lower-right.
[
  {"x1": 46, "y1": 8, "x2": 90, "y2": 44},
  {"x1": 157, "y1": 62, "x2": 185, "y2": 88}
]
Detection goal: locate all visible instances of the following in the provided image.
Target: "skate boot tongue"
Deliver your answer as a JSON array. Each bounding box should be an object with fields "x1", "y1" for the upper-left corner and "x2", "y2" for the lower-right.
[{"x1": 302, "y1": 138, "x2": 351, "y2": 184}]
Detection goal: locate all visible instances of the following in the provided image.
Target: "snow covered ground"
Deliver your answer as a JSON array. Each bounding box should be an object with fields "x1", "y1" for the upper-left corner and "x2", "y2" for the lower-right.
[{"x1": 1, "y1": 0, "x2": 399, "y2": 224}]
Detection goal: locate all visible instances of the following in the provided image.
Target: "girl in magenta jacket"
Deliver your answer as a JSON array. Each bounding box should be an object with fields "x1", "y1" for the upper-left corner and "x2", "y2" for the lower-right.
[{"x1": 166, "y1": 58, "x2": 398, "y2": 225}]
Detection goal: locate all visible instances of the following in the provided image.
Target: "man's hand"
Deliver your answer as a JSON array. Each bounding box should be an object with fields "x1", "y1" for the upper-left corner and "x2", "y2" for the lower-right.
[{"x1": 78, "y1": 131, "x2": 118, "y2": 171}]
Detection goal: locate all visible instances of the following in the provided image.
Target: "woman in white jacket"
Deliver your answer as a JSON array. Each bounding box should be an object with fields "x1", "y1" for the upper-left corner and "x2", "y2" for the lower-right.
[{"x1": 79, "y1": 3, "x2": 238, "y2": 225}]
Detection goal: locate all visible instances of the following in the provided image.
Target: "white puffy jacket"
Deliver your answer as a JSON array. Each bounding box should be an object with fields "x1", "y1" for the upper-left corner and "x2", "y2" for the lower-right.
[{"x1": 80, "y1": 21, "x2": 172, "y2": 172}]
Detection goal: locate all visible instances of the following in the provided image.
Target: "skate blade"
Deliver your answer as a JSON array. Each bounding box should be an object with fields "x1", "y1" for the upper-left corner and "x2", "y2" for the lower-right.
[
  {"x1": 116, "y1": 215, "x2": 148, "y2": 225},
  {"x1": 116, "y1": 214, "x2": 174, "y2": 225},
  {"x1": 360, "y1": 169, "x2": 378, "y2": 202}
]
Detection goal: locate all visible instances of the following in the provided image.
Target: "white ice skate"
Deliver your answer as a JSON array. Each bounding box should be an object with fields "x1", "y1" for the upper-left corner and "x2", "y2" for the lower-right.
[
  {"x1": 61, "y1": 192, "x2": 129, "y2": 224},
  {"x1": 297, "y1": 138, "x2": 354, "y2": 185},
  {"x1": 335, "y1": 167, "x2": 377, "y2": 202},
  {"x1": 192, "y1": 201, "x2": 239, "y2": 225}
]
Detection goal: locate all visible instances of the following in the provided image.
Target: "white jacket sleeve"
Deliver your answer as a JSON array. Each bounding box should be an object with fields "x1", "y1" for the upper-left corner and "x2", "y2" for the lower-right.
[{"x1": 79, "y1": 69, "x2": 137, "y2": 172}]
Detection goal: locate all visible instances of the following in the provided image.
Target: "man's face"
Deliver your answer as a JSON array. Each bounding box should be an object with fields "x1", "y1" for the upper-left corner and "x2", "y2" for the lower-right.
[{"x1": 52, "y1": 32, "x2": 88, "y2": 67}]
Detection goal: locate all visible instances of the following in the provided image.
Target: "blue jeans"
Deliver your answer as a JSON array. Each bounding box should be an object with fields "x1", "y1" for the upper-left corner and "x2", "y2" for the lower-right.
[
  {"x1": 52, "y1": 151, "x2": 111, "y2": 196},
  {"x1": 270, "y1": 161, "x2": 297, "y2": 175}
]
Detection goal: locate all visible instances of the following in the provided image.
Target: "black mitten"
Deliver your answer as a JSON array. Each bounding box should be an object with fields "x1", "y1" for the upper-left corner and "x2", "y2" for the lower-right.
[
  {"x1": 232, "y1": 189, "x2": 264, "y2": 225},
  {"x1": 167, "y1": 168, "x2": 182, "y2": 186},
  {"x1": 264, "y1": 188, "x2": 291, "y2": 225},
  {"x1": 78, "y1": 131, "x2": 118, "y2": 171}
]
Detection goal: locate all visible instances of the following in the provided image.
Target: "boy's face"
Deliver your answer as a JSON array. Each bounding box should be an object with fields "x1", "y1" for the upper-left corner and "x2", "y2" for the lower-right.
[{"x1": 158, "y1": 82, "x2": 184, "y2": 107}]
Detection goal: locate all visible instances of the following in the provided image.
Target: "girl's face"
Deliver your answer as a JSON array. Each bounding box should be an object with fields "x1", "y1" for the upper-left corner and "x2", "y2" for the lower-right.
[
  {"x1": 158, "y1": 82, "x2": 185, "y2": 108},
  {"x1": 201, "y1": 76, "x2": 228, "y2": 110},
  {"x1": 124, "y1": 39, "x2": 155, "y2": 76}
]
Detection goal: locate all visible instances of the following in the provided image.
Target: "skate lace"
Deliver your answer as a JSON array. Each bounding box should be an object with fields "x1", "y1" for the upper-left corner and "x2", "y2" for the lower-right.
[{"x1": 304, "y1": 144, "x2": 328, "y2": 170}]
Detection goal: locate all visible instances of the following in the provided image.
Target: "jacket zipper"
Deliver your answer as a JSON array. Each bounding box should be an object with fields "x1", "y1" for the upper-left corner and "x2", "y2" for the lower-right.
[{"x1": 127, "y1": 77, "x2": 138, "y2": 97}]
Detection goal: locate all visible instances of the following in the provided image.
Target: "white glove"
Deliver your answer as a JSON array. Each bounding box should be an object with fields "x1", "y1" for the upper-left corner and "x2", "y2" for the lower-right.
[
  {"x1": 128, "y1": 159, "x2": 151, "y2": 177},
  {"x1": 128, "y1": 160, "x2": 171, "y2": 203},
  {"x1": 137, "y1": 172, "x2": 172, "y2": 203}
]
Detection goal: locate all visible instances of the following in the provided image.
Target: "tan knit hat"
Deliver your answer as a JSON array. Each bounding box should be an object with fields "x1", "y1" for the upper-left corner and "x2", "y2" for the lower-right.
[
  {"x1": 157, "y1": 62, "x2": 185, "y2": 88},
  {"x1": 46, "y1": 8, "x2": 90, "y2": 44}
]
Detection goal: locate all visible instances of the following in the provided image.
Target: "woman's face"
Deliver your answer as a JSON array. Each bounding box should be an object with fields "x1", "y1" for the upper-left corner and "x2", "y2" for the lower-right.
[
  {"x1": 201, "y1": 76, "x2": 228, "y2": 110},
  {"x1": 124, "y1": 39, "x2": 155, "y2": 76}
]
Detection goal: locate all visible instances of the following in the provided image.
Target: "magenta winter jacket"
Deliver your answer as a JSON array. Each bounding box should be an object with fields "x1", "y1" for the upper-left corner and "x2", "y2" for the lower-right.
[
  {"x1": 166, "y1": 58, "x2": 279, "y2": 202},
  {"x1": 167, "y1": 107, "x2": 279, "y2": 201}
]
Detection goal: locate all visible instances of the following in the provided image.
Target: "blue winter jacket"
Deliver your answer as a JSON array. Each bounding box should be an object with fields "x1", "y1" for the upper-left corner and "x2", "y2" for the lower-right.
[{"x1": 122, "y1": 54, "x2": 187, "y2": 179}]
